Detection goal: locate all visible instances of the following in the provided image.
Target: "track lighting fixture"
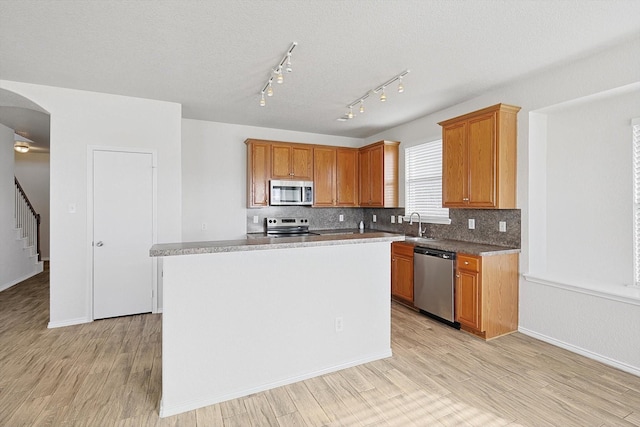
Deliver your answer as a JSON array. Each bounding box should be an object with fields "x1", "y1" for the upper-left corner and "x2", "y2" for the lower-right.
[
  {"x1": 379, "y1": 87, "x2": 387, "y2": 102},
  {"x1": 286, "y1": 53, "x2": 292, "y2": 73},
  {"x1": 259, "y1": 42, "x2": 297, "y2": 107},
  {"x1": 340, "y1": 70, "x2": 409, "y2": 121},
  {"x1": 347, "y1": 106, "x2": 354, "y2": 119}
]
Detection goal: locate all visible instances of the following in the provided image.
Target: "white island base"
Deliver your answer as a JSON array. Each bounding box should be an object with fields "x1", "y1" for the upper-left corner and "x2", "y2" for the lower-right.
[{"x1": 159, "y1": 240, "x2": 393, "y2": 417}]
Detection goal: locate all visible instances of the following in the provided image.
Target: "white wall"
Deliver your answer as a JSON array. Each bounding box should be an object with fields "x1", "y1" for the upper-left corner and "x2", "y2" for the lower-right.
[
  {"x1": 14, "y1": 151, "x2": 50, "y2": 260},
  {"x1": 0, "y1": 81, "x2": 182, "y2": 327},
  {"x1": 543, "y1": 90, "x2": 638, "y2": 287},
  {"x1": 366, "y1": 36, "x2": 640, "y2": 374},
  {"x1": 181, "y1": 119, "x2": 362, "y2": 241},
  {"x1": 0, "y1": 123, "x2": 41, "y2": 289},
  {"x1": 161, "y1": 241, "x2": 392, "y2": 416}
]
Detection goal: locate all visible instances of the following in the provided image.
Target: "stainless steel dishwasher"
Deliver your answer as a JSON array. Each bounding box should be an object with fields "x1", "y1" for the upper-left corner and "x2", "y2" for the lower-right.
[{"x1": 413, "y1": 247, "x2": 459, "y2": 328}]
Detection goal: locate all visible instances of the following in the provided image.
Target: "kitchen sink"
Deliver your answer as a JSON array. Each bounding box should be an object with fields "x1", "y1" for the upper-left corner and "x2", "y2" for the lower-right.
[
  {"x1": 403, "y1": 236, "x2": 441, "y2": 244},
  {"x1": 319, "y1": 231, "x2": 355, "y2": 236}
]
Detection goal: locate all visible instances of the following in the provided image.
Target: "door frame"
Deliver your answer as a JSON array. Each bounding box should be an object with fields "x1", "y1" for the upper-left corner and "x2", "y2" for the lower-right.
[{"x1": 86, "y1": 146, "x2": 158, "y2": 320}]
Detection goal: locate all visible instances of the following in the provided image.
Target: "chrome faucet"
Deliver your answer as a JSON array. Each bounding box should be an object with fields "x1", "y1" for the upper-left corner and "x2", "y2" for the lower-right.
[{"x1": 408, "y1": 212, "x2": 424, "y2": 237}]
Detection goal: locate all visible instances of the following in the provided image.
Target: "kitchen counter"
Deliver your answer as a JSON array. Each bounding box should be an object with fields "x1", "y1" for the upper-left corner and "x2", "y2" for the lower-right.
[
  {"x1": 155, "y1": 229, "x2": 396, "y2": 417},
  {"x1": 401, "y1": 236, "x2": 520, "y2": 256},
  {"x1": 150, "y1": 229, "x2": 403, "y2": 257}
]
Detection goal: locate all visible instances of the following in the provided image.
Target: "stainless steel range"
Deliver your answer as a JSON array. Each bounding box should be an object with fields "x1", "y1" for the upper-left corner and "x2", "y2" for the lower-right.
[{"x1": 266, "y1": 217, "x2": 318, "y2": 238}]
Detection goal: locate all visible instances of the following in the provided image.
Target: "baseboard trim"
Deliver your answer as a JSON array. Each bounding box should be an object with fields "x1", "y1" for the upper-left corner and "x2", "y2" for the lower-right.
[
  {"x1": 0, "y1": 267, "x2": 44, "y2": 292},
  {"x1": 48, "y1": 317, "x2": 93, "y2": 329},
  {"x1": 159, "y1": 348, "x2": 393, "y2": 418},
  {"x1": 518, "y1": 327, "x2": 640, "y2": 377}
]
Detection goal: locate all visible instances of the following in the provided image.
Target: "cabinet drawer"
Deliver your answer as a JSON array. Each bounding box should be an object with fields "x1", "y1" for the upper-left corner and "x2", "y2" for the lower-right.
[
  {"x1": 457, "y1": 254, "x2": 480, "y2": 272},
  {"x1": 392, "y1": 242, "x2": 415, "y2": 258}
]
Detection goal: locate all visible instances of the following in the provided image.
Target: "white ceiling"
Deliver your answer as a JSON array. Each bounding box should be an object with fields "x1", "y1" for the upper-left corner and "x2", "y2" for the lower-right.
[{"x1": 1, "y1": 0, "x2": 639, "y2": 150}]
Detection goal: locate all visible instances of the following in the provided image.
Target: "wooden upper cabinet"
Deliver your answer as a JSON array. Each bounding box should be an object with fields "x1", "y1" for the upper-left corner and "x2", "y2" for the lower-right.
[
  {"x1": 271, "y1": 143, "x2": 313, "y2": 180},
  {"x1": 313, "y1": 147, "x2": 358, "y2": 207},
  {"x1": 245, "y1": 139, "x2": 271, "y2": 207},
  {"x1": 313, "y1": 147, "x2": 336, "y2": 206},
  {"x1": 439, "y1": 104, "x2": 520, "y2": 209},
  {"x1": 359, "y1": 140, "x2": 399, "y2": 207},
  {"x1": 335, "y1": 148, "x2": 358, "y2": 206}
]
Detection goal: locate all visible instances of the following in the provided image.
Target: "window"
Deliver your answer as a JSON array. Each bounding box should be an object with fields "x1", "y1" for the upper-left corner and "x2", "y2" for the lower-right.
[
  {"x1": 405, "y1": 140, "x2": 450, "y2": 224},
  {"x1": 633, "y1": 119, "x2": 640, "y2": 286}
]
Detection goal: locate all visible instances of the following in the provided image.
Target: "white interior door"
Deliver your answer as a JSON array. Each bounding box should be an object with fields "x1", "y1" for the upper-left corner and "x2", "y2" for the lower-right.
[{"x1": 93, "y1": 150, "x2": 153, "y2": 319}]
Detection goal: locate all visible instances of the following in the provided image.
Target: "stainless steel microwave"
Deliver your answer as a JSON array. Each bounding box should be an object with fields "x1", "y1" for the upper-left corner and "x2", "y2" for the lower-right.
[{"x1": 269, "y1": 180, "x2": 313, "y2": 206}]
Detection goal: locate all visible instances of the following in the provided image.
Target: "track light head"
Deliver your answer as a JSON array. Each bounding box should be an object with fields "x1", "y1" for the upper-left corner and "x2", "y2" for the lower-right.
[{"x1": 379, "y1": 87, "x2": 387, "y2": 102}]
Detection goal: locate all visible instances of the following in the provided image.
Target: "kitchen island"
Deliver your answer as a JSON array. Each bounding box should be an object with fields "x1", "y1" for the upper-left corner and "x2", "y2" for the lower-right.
[{"x1": 151, "y1": 231, "x2": 403, "y2": 417}]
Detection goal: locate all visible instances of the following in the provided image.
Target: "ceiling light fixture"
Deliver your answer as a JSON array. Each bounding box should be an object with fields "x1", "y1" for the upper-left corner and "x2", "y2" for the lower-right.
[
  {"x1": 14, "y1": 141, "x2": 30, "y2": 153},
  {"x1": 340, "y1": 69, "x2": 409, "y2": 121},
  {"x1": 347, "y1": 106, "x2": 354, "y2": 119},
  {"x1": 259, "y1": 42, "x2": 297, "y2": 107},
  {"x1": 266, "y1": 80, "x2": 274, "y2": 97},
  {"x1": 379, "y1": 87, "x2": 387, "y2": 102}
]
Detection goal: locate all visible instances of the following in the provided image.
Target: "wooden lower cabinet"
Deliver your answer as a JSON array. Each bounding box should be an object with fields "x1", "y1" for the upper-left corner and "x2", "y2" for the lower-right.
[
  {"x1": 455, "y1": 252, "x2": 519, "y2": 340},
  {"x1": 391, "y1": 242, "x2": 414, "y2": 304}
]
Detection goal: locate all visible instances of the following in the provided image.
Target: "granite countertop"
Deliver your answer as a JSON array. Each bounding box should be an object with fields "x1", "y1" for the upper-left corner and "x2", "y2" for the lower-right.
[
  {"x1": 150, "y1": 229, "x2": 404, "y2": 257},
  {"x1": 400, "y1": 236, "x2": 520, "y2": 256}
]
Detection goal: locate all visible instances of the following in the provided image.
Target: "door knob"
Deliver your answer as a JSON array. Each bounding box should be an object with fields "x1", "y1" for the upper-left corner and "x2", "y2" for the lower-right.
[{"x1": 96, "y1": 241, "x2": 104, "y2": 247}]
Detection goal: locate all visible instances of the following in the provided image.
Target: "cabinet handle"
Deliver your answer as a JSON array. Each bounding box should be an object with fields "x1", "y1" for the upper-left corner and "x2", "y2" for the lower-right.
[
  {"x1": 463, "y1": 198, "x2": 469, "y2": 201},
  {"x1": 456, "y1": 274, "x2": 460, "y2": 278},
  {"x1": 464, "y1": 261, "x2": 469, "y2": 265}
]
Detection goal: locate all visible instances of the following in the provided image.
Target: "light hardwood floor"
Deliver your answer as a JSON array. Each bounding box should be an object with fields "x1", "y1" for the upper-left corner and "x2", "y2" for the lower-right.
[{"x1": 2, "y1": 264, "x2": 640, "y2": 426}]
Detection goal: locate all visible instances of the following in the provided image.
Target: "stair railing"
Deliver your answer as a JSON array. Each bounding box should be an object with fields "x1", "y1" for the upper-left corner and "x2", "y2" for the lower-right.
[{"x1": 14, "y1": 177, "x2": 41, "y2": 262}]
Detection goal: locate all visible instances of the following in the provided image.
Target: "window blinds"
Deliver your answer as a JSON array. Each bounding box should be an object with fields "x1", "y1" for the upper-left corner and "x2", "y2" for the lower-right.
[
  {"x1": 405, "y1": 140, "x2": 449, "y2": 223},
  {"x1": 633, "y1": 121, "x2": 640, "y2": 286}
]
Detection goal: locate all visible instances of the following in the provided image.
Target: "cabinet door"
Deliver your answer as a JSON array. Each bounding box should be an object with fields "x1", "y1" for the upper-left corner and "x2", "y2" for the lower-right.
[
  {"x1": 456, "y1": 268, "x2": 480, "y2": 330},
  {"x1": 271, "y1": 144, "x2": 292, "y2": 179},
  {"x1": 336, "y1": 148, "x2": 358, "y2": 206},
  {"x1": 359, "y1": 149, "x2": 371, "y2": 205},
  {"x1": 291, "y1": 146, "x2": 313, "y2": 180},
  {"x1": 467, "y1": 113, "x2": 496, "y2": 207},
  {"x1": 393, "y1": 255, "x2": 414, "y2": 302},
  {"x1": 247, "y1": 142, "x2": 270, "y2": 207},
  {"x1": 442, "y1": 122, "x2": 467, "y2": 207},
  {"x1": 369, "y1": 144, "x2": 384, "y2": 206},
  {"x1": 313, "y1": 147, "x2": 336, "y2": 206}
]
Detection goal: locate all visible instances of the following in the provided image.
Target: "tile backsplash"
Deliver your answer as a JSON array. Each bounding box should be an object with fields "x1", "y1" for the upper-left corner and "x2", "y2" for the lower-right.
[{"x1": 247, "y1": 207, "x2": 520, "y2": 248}]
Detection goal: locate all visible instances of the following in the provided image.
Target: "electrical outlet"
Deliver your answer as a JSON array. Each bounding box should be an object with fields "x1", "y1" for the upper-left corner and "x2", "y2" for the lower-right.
[
  {"x1": 335, "y1": 317, "x2": 344, "y2": 332},
  {"x1": 468, "y1": 219, "x2": 475, "y2": 230},
  {"x1": 253, "y1": 215, "x2": 259, "y2": 224},
  {"x1": 68, "y1": 203, "x2": 76, "y2": 214},
  {"x1": 391, "y1": 215, "x2": 395, "y2": 224},
  {"x1": 339, "y1": 214, "x2": 344, "y2": 222},
  {"x1": 201, "y1": 223, "x2": 207, "y2": 230},
  {"x1": 499, "y1": 221, "x2": 507, "y2": 232},
  {"x1": 398, "y1": 215, "x2": 403, "y2": 224},
  {"x1": 372, "y1": 214, "x2": 377, "y2": 223}
]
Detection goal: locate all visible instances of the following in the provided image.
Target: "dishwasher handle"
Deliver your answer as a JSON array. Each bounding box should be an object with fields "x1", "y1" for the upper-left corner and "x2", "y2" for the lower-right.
[{"x1": 414, "y1": 246, "x2": 456, "y2": 260}]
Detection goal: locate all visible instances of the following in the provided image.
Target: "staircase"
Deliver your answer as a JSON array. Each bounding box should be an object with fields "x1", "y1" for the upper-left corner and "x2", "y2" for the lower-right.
[{"x1": 14, "y1": 177, "x2": 43, "y2": 274}]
